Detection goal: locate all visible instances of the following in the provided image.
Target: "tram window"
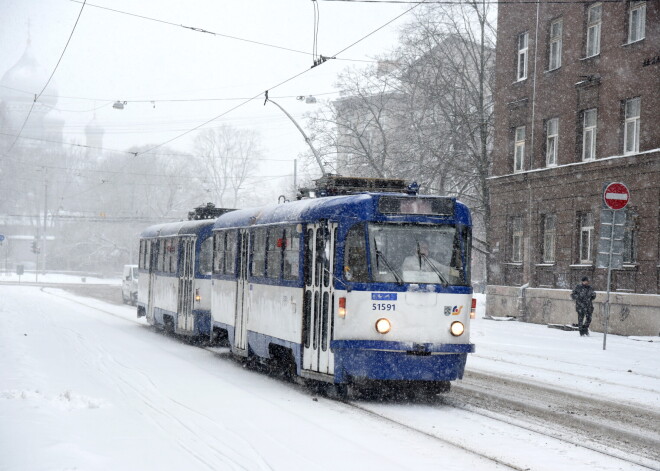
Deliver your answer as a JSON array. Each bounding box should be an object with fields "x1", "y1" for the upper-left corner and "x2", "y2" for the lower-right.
[
  {"x1": 200, "y1": 238, "x2": 213, "y2": 275},
  {"x1": 321, "y1": 292, "x2": 329, "y2": 351},
  {"x1": 145, "y1": 241, "x2": 152, "y2": 270},
  {"x1": 283, "y1": 226, "x2": 300, "y2": 280},
  {"x1": 344, "y1": 224, "x2": 368, "y2": 282},
  {"x1": 213, "y1": 232, "x2": 224, "y2": 274},
  {"x1": 157, "y1": 239, "x2": 165, "y2": 272},
  {"x1": 170, "y1": 239, "x2": 178, "y2": 274},
  {"x1": 266, "y1": 228, "x2": 283, "y2": 279},
  {"x1": 303, "y1": 290, "x2": 312, "y2": 348},
  {"x1": 225, "y1": 231, "x2": 237, "y2": 275},
  {"x1": 138, "y1": 241, "x2": 144, "y2": 269},
  {"x1": 251, "y1": 229, "x2": 266, "y2": 277},
  {"x1": 304, "y1": 228, "x2": 314, "y2": 286}
]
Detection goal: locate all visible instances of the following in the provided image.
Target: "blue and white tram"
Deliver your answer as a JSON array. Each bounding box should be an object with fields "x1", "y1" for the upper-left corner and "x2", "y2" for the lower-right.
[
  {"x1": 137, "y1": 219, "x2": 215, "y2": 338},
  {"x1": 210, "y1": 188, "x2": 475, "y2": 389}
]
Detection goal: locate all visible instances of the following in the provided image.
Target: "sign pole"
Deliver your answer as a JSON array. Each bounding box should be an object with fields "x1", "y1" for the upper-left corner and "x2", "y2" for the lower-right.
[
  {"x1": 603, "y1": 211, "x2": 615, "y2": 351},
  {"x1": 599, "y1": 182, "x2": 630, "y2": 351}
]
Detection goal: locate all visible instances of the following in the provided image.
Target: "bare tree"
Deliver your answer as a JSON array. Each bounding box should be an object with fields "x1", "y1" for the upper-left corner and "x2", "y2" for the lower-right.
[{"x1": 193, "y1": 125, "x2": 261, "y2": 208}]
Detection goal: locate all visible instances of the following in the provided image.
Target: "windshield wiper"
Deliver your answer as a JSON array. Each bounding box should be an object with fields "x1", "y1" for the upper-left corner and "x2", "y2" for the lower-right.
[
  {"x1": 373, "y1": 239, "x2": 403, "y2": 285},
  {"x1": 415, "y1": 240, "x2": 449, "y2": 287}
]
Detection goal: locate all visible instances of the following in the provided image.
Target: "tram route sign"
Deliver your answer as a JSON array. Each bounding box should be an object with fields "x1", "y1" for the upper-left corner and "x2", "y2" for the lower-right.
[{"x1": 603, "y1": 182, "x2": 630, "y2": 210}]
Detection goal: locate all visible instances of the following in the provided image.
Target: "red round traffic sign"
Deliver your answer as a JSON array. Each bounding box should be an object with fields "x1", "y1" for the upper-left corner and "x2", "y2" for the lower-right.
[{"x1": 603, "y1": 182, "x2": 630, "y2": 210}]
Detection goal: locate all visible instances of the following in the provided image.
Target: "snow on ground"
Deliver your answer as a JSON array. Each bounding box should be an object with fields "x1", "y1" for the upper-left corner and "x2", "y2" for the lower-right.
[
  {"x1": 470, "y1": 294, "x2": 660, "y2": 411},
  {"x1": 0, "y1": 285, "x2": 658, "y2": 470},
  {"x1": 0, "y1": 272, "x2": 120, "y2": 285}
]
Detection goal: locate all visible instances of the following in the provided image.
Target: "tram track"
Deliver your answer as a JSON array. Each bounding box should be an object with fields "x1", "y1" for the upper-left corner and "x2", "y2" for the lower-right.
[{"x1": 44, "y1": 285, "x2": 660, "y2": 470}]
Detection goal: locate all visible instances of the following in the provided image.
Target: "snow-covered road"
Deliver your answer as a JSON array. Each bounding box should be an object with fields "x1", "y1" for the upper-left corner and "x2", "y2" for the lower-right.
[{"x1": 0, "y1": 284, "x2": 658, "y2": 470}]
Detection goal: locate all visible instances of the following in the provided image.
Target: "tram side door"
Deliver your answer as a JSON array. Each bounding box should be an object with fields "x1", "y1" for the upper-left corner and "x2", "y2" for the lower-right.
[
  {"x1": 177, "y1": 237, "x2": 195, "y2": 332},
  {"x1": 146, "y1": 239, "x2": 158, "y2": 323},
  {"x1": 302, "y1": 222, "x2": 336, "y2": 375},
  {"x1": 233, "y1": 229, "x2": 250, "y2": 355}
]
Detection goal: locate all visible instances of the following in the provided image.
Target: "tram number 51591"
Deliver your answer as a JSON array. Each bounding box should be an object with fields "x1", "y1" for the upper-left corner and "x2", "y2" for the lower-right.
[{"x1": 372, "y1": 303, "x2": 396, "y2": 311}]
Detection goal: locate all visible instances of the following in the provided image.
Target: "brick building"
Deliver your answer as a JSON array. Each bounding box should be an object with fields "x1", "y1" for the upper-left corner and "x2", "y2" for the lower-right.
[{"x1": 488, "y1": 0, "x2": 659, "y2": 335}]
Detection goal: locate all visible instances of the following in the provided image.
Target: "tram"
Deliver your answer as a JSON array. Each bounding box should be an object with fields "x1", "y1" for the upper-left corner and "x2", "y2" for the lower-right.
[{"x1": 209, "y1": 176, "x2": 475, "y2": 390}]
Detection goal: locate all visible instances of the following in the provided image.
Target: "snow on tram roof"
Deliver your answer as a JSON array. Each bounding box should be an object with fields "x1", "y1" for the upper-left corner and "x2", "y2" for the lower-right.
[
  {"x1": 140, "y1": 218, "x2": 215, "y2": 238},
  {"x1": 212, "y1": 193, "x2": 469, "y2": 230}
]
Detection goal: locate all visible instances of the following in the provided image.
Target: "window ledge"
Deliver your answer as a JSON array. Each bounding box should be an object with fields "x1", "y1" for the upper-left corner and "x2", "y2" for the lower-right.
[
  {"x1": 536, "y1": 263, "x2": 555, "y2": 267},
  {"x1": 570, "y1": 264, "x2": 593, "y2": 268},
  {"x1": 622, "y1": 39, "x2": 644, "y2": 47},
  {"x1": 505, "y1": 262, "x2": 523, "y2": 266},
  {"x1": 513, "y1": 78, "x2": 527, "y2": 84},
  {"x1": 580, "y1": 55, "x2": 600, "y2": 61},
  {"x1": 544, "y1": 67, "x2": 561, "y2": 74}
]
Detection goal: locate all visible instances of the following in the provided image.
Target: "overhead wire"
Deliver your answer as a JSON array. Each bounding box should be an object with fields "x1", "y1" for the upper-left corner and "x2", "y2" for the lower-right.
[
  {"x1": 136, "y1": 1, "x2": 425, "y2": 157},
  {"x1": 67, "y1": 0, "x2": 377, "y2": 63}
]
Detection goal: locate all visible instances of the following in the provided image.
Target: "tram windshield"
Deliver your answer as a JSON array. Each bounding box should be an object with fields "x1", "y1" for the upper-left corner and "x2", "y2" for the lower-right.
[{"x1": 343, "y1": 223, "x2": 469, "y2": 286}]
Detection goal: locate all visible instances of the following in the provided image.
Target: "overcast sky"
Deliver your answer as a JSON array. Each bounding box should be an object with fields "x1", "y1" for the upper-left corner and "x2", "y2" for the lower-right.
[{"x1": 1, "y1": 0, "x2": 411, "y2": 196}]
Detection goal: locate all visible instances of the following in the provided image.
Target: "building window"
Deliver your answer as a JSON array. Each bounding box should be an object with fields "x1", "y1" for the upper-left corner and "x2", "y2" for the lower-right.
[
  {"x1": 586, "y1": 3, "x2": 602, "y2": 58},
  {"x1": 517, "y1": 32, "x2": 528, "y2": 81},
  {"x1": 512, "y1": 216, "x2": 523, "y2": 263},
  {"x1": 628, "y1": 2, "x2": 646, "y2": 43},
  {"x1": 548, "y1": 19, "x2": 562, "y2": 70},
  {"x1": 624, "y1": 97, "x2": 641, "y2": 154},
  {"x1": 514, "y1": 126, "x2": 525, "y2": 172},
  {"x1": 579, "y1": 212, "x2": 594, "y2": 263},
  {"x1": 542, "y1": 214, "x2": 556, "y2": 263},
  {"x1": 545, "y1": 118, "x2": 558, "y2": 166},
  {"x1": 622, "y1": 208, "x2": 637, "y2": 263},
  {"x1": 582, "y1": 108, "x2": 597, "y2": 161}
]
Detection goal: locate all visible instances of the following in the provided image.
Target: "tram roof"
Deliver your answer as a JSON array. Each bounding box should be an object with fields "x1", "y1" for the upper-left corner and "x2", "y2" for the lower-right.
[
  {"x1": 212, "y1": 193, "x2": 471, "y2": 230},
  {"x1": 140, "y1": 219, "x2": 215, "y2": 238}
]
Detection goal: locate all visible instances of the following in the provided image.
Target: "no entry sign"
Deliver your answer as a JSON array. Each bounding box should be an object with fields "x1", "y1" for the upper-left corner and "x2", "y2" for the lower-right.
[{"x1": 603, "y1": 182, "x2": 630, "y2": 210}]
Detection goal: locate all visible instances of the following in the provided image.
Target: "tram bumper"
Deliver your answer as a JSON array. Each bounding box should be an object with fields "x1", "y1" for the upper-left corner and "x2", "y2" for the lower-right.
[{"x1": 331, "y1": 340, "x2": 475, "y2": 384}]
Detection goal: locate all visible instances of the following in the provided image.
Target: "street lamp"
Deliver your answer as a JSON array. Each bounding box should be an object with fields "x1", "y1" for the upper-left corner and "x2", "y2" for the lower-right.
[{"x1": 264, "y1": 92, "x2": 327, "y2": 177}]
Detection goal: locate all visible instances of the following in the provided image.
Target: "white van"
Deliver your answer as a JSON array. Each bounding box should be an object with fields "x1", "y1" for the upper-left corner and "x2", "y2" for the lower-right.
[{"x1": 121, "y1": 264, "x2": 138, "y2": 305}]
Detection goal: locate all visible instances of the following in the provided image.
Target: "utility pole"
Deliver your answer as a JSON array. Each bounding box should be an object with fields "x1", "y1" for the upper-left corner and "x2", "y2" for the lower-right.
[{"x1": 42, "y1": 167, "x2": 48, "y2": 276}]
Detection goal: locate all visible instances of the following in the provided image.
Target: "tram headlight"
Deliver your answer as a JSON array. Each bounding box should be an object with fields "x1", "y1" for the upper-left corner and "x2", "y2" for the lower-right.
[
  {"x1": 375, "y1": 318, "x2": 391, "y2": 334},
  {"x1": 450, "y1": 321, "x2": 465, "y2": 336},
  {"x1": 195, "y1": 288, "x2": 201, "y2": 302}
]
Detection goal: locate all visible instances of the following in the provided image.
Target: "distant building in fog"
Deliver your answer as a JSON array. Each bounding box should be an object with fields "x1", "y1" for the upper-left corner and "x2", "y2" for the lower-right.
[
  {"x1": 487, "y1": 1, "x2": 659, "y2": 335},
  {"x1": 0, "y1": 38, "x2": 64, "y2": 151}
]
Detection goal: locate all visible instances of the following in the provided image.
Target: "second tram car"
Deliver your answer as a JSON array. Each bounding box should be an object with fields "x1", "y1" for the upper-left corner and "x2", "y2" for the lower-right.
[
  {"x1": 209, "y1": 177, "x2": 475, "y2": 391},
  {"x1": 137, "y1": 218, "x2": 216, "y2": 337}
]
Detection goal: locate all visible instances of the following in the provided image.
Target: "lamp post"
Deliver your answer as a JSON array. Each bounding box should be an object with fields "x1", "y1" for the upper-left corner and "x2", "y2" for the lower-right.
[{"x1": 264, "y1": 93, "x2": 327, "y2": 177}]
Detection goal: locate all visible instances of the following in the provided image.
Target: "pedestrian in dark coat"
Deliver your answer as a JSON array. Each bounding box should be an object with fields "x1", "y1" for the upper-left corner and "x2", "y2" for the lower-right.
[{"x1": 571, "y1": 277, "x2": 596, "y2": 336}]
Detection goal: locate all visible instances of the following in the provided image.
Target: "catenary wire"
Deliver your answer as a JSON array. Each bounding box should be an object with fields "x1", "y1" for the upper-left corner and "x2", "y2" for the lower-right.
[
  {"x1": 67, "y1": 0, "x2": 377, "y2": 63},
  {"x1": 135, "y1": 3, "x2": 422, "y2": 156}
]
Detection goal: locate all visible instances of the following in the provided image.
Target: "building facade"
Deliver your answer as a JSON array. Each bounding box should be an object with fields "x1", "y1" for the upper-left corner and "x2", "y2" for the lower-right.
[{"x1": 488, "y1": 0, "x2": 659, "y2": 335}]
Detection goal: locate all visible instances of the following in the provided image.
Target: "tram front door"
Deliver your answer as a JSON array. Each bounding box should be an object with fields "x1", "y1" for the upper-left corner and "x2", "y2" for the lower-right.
[
  {"x1": 233, "y1": 230, "x2": 250, "y2": 355},
  {"x1": 302, "y1": 222, "x2": 336, "y2": 376},
  {"x1": 177, "y1": 237, "x2": 195, "y2": 333}
]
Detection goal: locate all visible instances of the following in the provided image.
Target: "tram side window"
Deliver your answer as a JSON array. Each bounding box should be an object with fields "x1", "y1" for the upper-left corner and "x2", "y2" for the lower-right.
[
  {"x1": 225, "y1": 231, "x2": 237, "y2": 275},
  {"x1": 138, "y1": 241, "x2": 144, "y2": 269},
  {"x1": 200, "y1": 237, "x2": 213, "y2": 275},
  {"x1": 344, "y1": 224, "x2": 369, "y2": 282},
  {"x1": 266, "y1": 228, "x2": 283, "y2": 279},
  {"x1": 170, "y1": 239, "x2": 178, "y2": 273},
  {"x1": 145, "y1": 241, "x2": 152, "y2": 270},
  {"x1": 213, "y1": 232, "x2": 225, "y2": 274},
  {"x1": 157, "y1": 239, "x2": 165, "y2": 272},
  {"x1": 251, "y1": 229, "x2": 266, "y2": 277},
  {"x1": 283, "y1": 226, "x2": 300, "y2": 280}
]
